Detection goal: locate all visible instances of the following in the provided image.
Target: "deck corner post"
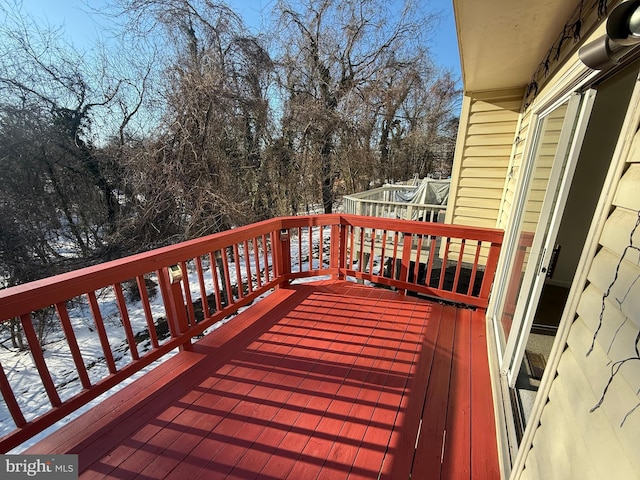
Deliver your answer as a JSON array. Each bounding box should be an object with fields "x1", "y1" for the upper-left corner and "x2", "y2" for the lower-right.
[
  {"x1": 479, "y1": 242, "x2": 502, "y2": 305},
  {"x1": 160, "y1": 266, "x2": 192, "y2": 351},
  {"x1": 331, "y1": 223, "x2": 347, "y2": 280},
  {"x1": 277, "y1": 228, "x2": 291, "y2": 287}
]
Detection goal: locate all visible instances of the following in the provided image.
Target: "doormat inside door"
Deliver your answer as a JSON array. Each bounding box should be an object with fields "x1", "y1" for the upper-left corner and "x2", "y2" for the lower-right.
[{"x1": 525, "y1": 351, "x2": 546, "y2": 380}]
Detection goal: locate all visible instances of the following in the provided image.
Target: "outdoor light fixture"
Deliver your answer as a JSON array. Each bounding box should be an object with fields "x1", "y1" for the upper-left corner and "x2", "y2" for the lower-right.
[
  {"x1": 607, "y1": 0, "x2": 640, "y2": 45},
  {"x1": 579, "y1": 0, "x2": 640, "y2": 69},
  {"x1": 168, "y1": 264, "x2": 183, "y2": 284}
]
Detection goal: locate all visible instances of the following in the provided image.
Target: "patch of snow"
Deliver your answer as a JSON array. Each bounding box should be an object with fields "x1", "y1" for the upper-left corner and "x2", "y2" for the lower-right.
[{"x1": 0, "y1": 225, "x2": 334, "y2": 451}]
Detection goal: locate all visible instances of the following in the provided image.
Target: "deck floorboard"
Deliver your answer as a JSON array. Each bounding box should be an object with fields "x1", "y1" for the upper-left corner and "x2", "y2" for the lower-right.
[{"x1": 27, "y1": 280, "x2": 499, "y2": 479}]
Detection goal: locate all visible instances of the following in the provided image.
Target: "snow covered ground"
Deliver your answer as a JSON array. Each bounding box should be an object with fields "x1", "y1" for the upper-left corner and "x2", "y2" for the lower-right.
[{"x1": 0, "y1": 226, "x2": 341, "y2": 452}]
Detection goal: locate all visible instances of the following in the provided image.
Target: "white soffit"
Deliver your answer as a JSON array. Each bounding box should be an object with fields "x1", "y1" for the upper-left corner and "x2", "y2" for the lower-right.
[{"x1": 453, "y1": 0, "x2": 582, "y2": 92}]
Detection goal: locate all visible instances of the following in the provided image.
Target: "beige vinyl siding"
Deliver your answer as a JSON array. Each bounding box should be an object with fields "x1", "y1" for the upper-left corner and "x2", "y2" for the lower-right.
[
  {"x1": 446, "y1": 89, "x2": 523, "y2": 230},
  {"x1": 519, "y1": 126, "x2": 640, "y2": 480},
  {"x1": 499, "y1": 103, "x2": 567, "y2": 235},
  {"x1": 498, "y1": 109, "x2": 531, "y2": 229},
  {"x1": 442, "y1": 90, "x2": 522, "y2": 265},
  {"x1": 493, "y1": 103, "x2": 569, "y2": 299}
]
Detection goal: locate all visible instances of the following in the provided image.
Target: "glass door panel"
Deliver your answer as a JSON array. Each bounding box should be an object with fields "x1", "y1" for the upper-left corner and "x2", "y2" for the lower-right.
[
  {"x1": 503, "y1": 90, "x2": 595, "y2": 387},
  {"x1": 493, "y1": 97, "x2": 577, "y2": 355}
]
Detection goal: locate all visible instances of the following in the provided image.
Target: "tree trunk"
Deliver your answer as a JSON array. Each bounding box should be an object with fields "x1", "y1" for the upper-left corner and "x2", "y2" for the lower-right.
[
  {"x1": 321, "y1": 137, "x2": 334, "y2": 214},
  {"x1": 9, "y1": 319, "x2": 24, "y2": 350}
]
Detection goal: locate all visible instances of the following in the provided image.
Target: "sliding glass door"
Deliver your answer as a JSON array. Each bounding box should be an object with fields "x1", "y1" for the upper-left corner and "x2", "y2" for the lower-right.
[{"x1": 491, "y1": 90, "x2": 596, "y2": 386}]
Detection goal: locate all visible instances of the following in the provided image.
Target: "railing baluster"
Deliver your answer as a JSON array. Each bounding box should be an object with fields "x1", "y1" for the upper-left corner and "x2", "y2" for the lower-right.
[
  {"x1": 426, "y1": 235, "x2": 437, "y2": 286},
  {"x1": 348, "y1": 225, "x2": 356, "y2": 270},
  {"x1": 391, "y1": 231, "x2": 399, "y2": 280},
  {"x1": 468, "y1": 241, "x2": 482, "y2": 296},
  {"x1": 453, "y1": 239, "x2": 466, "y2": 293},
  {"x1": 210, "y1": 252, "x2": 223, "y2": 312},
  {"x1": 88, "y1": 291, "x2": 118, "y2": 373},
  {"x1": 308, "y1": 226, "x2": 313, "y2": 273},
  {"x1": 262, "y1": 234, "x2": 271, "y2": 283},
  {"x1": 243, "y1": 240, "x2": 253, "y2": 295},
  {"x1": 379, "y1": 230, "x2": 387, "y2": 276},
  {"x1": 252, "y1": 238, "x2": 262, "y2": 289},
  {"x1": 113, "y1": 284, "x2": 140, "y2": 361},
  {"x1": 222, "y1": 249, "x2": 233, "y2": 305},
  {"x1": 358, "y1": 227, "x2": 366, "y2": 272},
  {"x1": 298, "y1": 227, "x2": 303, "y2": 273},
  {"x1": 438, "y1": 237, "x2": 451, "y2": 291},
  {"x1": 318, "y1": 226, "x2": 324, "y2": 270},
  {"x1": 233, "y1": 244, "x2": 244, "y2": 299},
  {"x1": 413, "y1": 234, "x2": 424, "y2": 285},
  {"x1": 55, "y1": 302, "x2": 92, "y2": 389},
  {"x1": 135, "y1": 276, "x2": 159, "y2": 349},
  {"x1": 270, "y1": 230, "x2": 279, "y2": 278},
  {"x1": 0, "y1": 359, "x2": 26, "y2": 427},
  {"x1": 180, "y1": 261, "x2": 196, "y2": 325},
  {"x1": 20, "y1": 313, "x2": 61, "y2": 407},
  {"x1": 369, "y1": 228, "x2": 376, "y2": 274},
  {"x1": 400, "y1": 232, "x2": 412, "y2": 290},
  {"x1": 196, "y1": 256, "x2": 210, "y2": 318}
]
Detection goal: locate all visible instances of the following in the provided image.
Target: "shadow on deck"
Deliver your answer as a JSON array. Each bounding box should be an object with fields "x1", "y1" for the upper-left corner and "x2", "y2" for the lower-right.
[{"x1": 26, "y1": 280, "x2": 498, "y2": 480}]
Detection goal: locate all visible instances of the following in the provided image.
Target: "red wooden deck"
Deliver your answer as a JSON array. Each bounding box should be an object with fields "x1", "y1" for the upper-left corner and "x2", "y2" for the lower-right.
[{"x1": 26, "y1": 280, "x2": 499, "y2": 479}]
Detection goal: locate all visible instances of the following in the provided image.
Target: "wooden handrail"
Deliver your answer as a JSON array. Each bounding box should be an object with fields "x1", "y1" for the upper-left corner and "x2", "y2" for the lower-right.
[{"x1": 0, "y1": 214, "x2": 502, "y2": 451}]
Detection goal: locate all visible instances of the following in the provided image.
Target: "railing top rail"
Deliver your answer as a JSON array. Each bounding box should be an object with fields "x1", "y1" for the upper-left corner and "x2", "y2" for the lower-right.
[
  {"x1": 338, "y1": 214, "x2": 504, "y2": 244},
  {"x1": 0, "y1": 214, "x2": 502, "y2": 321},
  {"x1": 0, "y1": 217, "x2": 287, "y2": 321},
  {"x1": 343, "y1": 184, "x2": 417, "y2": 201},
  {"x1": 344, "y1": 198, "x2": 445, "y2": 209}
]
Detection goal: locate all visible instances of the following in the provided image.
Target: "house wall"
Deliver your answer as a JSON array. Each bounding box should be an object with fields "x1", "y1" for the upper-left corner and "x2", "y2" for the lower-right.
[
  {"x1": 497, "y1": 109, "x2": 530, "y2": 230},
  {"x1": 447, "y1": 3, "x2": 640, "y2": 479},
  {"x1": 444, "y1": 89, "x2": 522, "y2": 265},
  {"x1": 495, "y1": 1, "x2": 608, "y2": 232},
  {"x1": 446, "y1": 89, "x2": 523, "y2": 229}
]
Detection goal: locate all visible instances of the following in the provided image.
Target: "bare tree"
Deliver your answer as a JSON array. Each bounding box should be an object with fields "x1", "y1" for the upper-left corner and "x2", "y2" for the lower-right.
[
  {"x1": 114, "y1": 0, "x2": 274, "y2": 241},
  {"x1": 0, "y1": 0, "x2": 459, "y2": 296},
  {"x1": 0, "y1": 1, "x2": 156, "y2": 283},
  {"x1": 274, "y1": 0, "x2": 452, "y2": 212}
]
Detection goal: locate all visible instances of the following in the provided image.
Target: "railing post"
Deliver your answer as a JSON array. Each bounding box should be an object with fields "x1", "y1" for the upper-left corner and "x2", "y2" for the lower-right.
[
  {"x1": 479, "y1": 241, "x2": 502, "y2": 307},
  {"x1": 330, "y1": 223, "x2": 347, "y2": 280},
  {"x1": 160, "y1": 265, "x2": 192, "y2": 351},
  {"x1": 277, "y1": 228, "x2": 291, "y2": 287}
]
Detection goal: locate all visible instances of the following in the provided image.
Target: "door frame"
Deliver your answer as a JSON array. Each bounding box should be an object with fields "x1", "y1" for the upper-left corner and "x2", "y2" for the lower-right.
[
  {"x1": 502, "y1": 90, "x2": 596, "y2": 387},
  {"x1": 489, "y1": 92, "x2": 580, "y2": 369}
]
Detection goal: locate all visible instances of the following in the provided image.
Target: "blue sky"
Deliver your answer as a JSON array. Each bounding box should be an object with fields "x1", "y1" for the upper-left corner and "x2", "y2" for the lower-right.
[{"x1": 22, "y1": 0, "x2": 461, "y2": 80}]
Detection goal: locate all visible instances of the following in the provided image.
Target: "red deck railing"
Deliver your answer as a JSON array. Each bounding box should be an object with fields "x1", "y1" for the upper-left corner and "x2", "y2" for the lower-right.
[{"x1": 0, "y1": 214, "x2": 502, "y2": 452}]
